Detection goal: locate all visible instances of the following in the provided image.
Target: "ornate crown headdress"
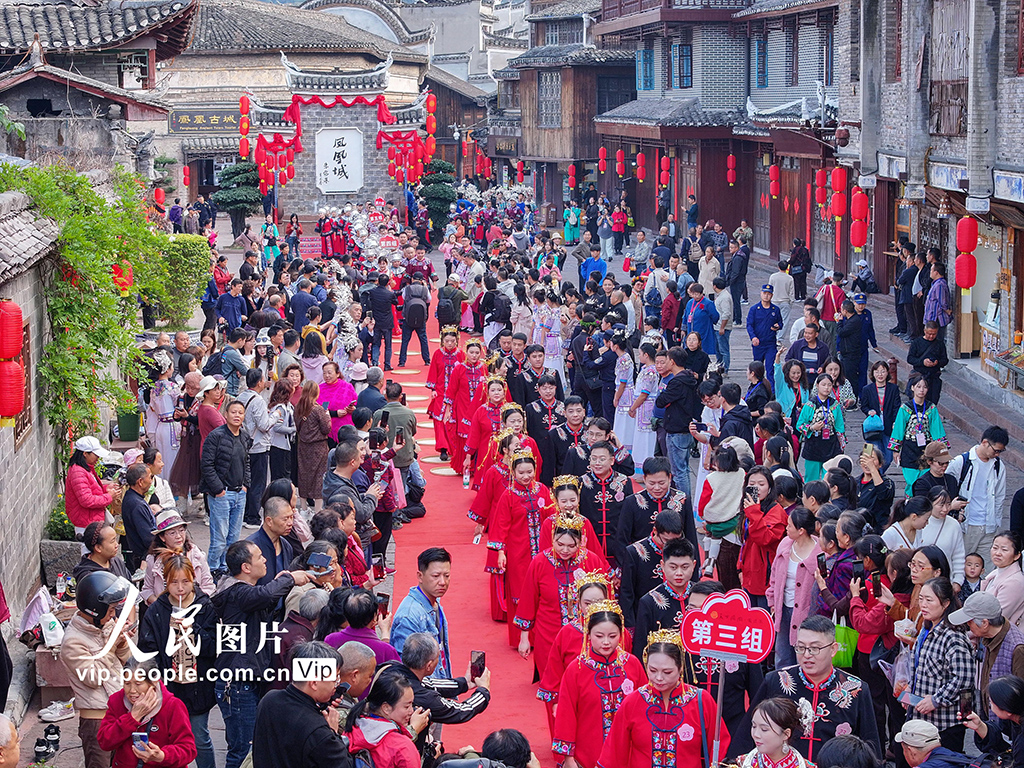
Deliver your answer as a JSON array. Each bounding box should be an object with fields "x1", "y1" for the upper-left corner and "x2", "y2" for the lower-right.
[
  {"x1": 580, "y1": 599, "x2": 626, "y2": 662},
  {"x1": 552, "y1": 475, "x2": 580, "y2": 491},
  {"x1": 584, "y1": 599, "x2": 623, "y2": 623},
  {"x1": 485, "y1": 374, "x2": 507, "y2": 388},
  {"x1": 510, "y1": 447, "x2": 536, "y2": 465},
  {"x1": 494, "y1": 426, "x2": 516, "y2": 444},
  {"x1": 573, "y1": 569, "x2": 611, "y2": 596},
  {"x1": 643, "y1": 628, "x2": 685, "y2": 664},
  {"x1": 552, "y1": 512, "x2": 585, "y2": 533},
  {"x1": 501, "y1": 402, "x2": 524, "y2": 416},
  {"x1": 465, "y1": 339, "x2": 483, "y2": 353},
  {"x1": 440, "y1": 325, "x2": 460, "y2": 338}
]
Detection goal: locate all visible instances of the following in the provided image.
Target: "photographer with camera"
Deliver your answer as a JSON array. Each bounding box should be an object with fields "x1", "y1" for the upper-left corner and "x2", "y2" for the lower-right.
[{"x1": 253, "y1": 641, "x2": 354, "y2": 768}]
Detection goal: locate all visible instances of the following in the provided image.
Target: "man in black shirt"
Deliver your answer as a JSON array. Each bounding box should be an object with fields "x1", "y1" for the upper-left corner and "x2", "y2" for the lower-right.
[
  {"x1": 911, "y1": 441, "x2": 967, "y2": 516},
  {"x1": 654, "y1": 346, "x2": 699, "y2": 499},
  {"x1": 907, "y1": 321, "x2": 948, "y2": 404},
  {"x1": 619, "y1": 509, "x2": 683, "y2": 628},
  {"x1": 367, "y1": 274, "x2": 399, "y2": 370}
]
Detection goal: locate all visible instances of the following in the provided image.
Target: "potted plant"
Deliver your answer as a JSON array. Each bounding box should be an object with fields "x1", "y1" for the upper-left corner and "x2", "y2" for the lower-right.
[{"x1": 39, "y1": 499, "x2": 81, "y2": 589}]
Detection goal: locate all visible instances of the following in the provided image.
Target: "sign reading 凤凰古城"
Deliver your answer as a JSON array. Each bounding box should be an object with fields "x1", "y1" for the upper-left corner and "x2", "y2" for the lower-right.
[
  {"x1": 315, "y1": 128, "x2": 364, "y2": 194},
  {"x1": 168, "y1": 109, "x2": 240, "y2": 133}
]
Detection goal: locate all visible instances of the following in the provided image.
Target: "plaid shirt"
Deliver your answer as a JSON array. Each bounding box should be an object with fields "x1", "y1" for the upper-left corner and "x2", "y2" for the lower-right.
[{"x1": 909, "y1": 621, "x2": 975, "y2": 731}]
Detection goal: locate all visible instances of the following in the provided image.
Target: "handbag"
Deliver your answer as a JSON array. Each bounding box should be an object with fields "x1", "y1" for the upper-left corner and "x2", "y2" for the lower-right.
[
  {"x1": 862, "y1": 413, "x2": 885, "y2": 441},
  {"x1": 833, "y1": 612, "x2": 859, "y2": 668},
  {"x1": 869, "y1": 635, "x2": 899, "y2": 670}
]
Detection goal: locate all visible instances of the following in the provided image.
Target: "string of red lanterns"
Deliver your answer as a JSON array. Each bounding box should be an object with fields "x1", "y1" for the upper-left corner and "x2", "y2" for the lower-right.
[
  {"x1": 598, "y1": 147, "x2": 607, "y2": 174},
  {"x1": 636, "y1": 152, "x2": 646, "y2": 183},
  {"x1": 660, "y1": 155, "x2": 670, "y2": 187},
  {"x1": 850, "y1": 188, "x2": 869, "y2": 251},
  {"x1": 814, "y1": 169, "x2": 827, "y2": 207},
  {"x1": 615, "y1": 148, "x2": 625, "y2": 177},
  {"x1": 726, "y1": 153, "x2": 736, "y2": 187},
  {"x1": 567, "y1": 163, "x2": 576, "y2": 191},
  {"x1": 768, "y1": 163, "x2": 780, "y2": 199},
  {"x1": 0, "y1": 300, "x2": 24, "y2": 426},
  {"x1": 956, "y1": 216, "x2": 979, "y2": 289}
]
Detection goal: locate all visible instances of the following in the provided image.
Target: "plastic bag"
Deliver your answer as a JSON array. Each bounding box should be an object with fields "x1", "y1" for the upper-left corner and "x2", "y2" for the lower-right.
[
  {"x1": 833, "y1": 613, "x2": 859, "y2": 668},
  {"x1": 880, "y1": 644, "x2": 913, "y2": 698}
]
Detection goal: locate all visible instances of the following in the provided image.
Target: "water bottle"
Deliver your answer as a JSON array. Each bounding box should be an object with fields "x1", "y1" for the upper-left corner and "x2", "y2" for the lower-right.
[
  {"x1": 55, "y1": 572, "x2": 67, "y2": 601},
  {"x1": 463, "y1": 469, "x2": 471, "y2": 489}
]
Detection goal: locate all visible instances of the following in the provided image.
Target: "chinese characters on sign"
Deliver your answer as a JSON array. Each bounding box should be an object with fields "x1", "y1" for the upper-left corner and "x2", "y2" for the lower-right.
[
  {"x1": 315, "y1": 127, "x2": 364, "y2": 194},
  {"x1": 680, "y1": 588, "x2": 775, "y2": 662},
  {"x1": 168, "y1": 109, "x2": 240, "y2": 133}
]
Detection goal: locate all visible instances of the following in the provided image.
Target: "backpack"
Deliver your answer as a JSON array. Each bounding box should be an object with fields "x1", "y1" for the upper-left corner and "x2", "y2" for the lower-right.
[
  {"x1": 644, "y1": 283, "x2": 663, "y2": 317},
  {"x1": 404, "y1": 288, "x2": 428, "y2": 330},
  {"x1": 568, "y1": 209, "x2": 578, "y2": 226},
  {"x1": 351, "y1": 749, "x2": 375, "y2": 768},
  {"x1": 956, "y1": 451, "x2": 1001, "y2": 497},
  {"x1": 491, "y1": 292, "x2": 512, "y2": 324},
  {"x1": 435, "y1": 286, "x2": 458, "y2": 326},
  {"x1": 202, "y1": 349, "x2": 224, "y2": 377}
]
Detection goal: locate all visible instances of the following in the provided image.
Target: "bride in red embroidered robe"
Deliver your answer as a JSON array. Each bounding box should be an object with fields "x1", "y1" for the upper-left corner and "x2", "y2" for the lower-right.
[
  {"x1": 426, "y1": 328, "x2": 464, "y2": 461},
  {"x1": 513, "y1": 514, "x2": 608, "y2": 680},
  {"x1": 539, "y1": 480, "x2": 607, "y2": 572},
  {"x1": 598, "y1": 637, "x2": 727, "y2": 768},
  {"x1": 443, "y1": 340, "x2": 486, "y2": 472},
  {"x1": 464, "y1": 377, "x2": 509, "y2": 486},
  {"x1": 471, "y1": 429, "x2": 519, "y2": 621},
  {"x1": 552, "y1": 601, "x2": 647, "y2": 768},
  {"x1": 487, "y1": 450, "x2": 553, "y2": 645}
]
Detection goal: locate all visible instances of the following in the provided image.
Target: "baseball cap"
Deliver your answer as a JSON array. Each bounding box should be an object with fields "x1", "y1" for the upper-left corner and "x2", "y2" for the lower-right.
[
  {"x1": 856, "y1": 259, "x2": 868, "y2": 267},
  {"x1": 74, "y1": 436, "x2": 108, "y2": 458},
  {"x1": 923, "y1": 441, "x2": 951, "y2": 461},
  {"x1": 853, "y1": 293, "x2": 867, "y2": 304},
  {"x1": 949, "y1": 591, "x2": 1004, "y2": 626},
  {"x1": 761, "y1": 284, "x2": 774, "y2": 293},
  {"x1": 895, "y1": 720, "x2": 940, "y2": 749}
]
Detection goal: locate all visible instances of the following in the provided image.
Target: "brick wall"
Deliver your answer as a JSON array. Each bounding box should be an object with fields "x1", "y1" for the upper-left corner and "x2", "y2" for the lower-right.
[
  {"x1": 699, "y1": 25, "x2": 747, "y2": 110},
  {"x1": 0, "y1": 266, "x2": 60, "y2": 610},
  {"x1": 746, "y1": 23, "x2": 839, "y2": 111},
  {"x1": 996, "y1": 0, "x2": 1024, "y2": 166},
  {"x1": 277, "y1": 101, "x2": 394, "y2": 216}
]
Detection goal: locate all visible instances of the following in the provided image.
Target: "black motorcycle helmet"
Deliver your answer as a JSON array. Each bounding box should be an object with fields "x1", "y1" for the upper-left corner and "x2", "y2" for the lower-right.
[{"x1": 76, "y1": 571, "x2": 131, "y2": 628}]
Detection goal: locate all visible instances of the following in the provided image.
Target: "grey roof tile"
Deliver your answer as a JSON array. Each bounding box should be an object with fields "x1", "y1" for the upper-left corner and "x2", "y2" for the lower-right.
[
  {"x1": 525, "y1": 0, "x2": 600, "y2": 21},
  {"x1": 596, "y1": 97, "x2": 745, "y2": 127},
  {"x1": 0, "y1": 190, "x2": 58, "y2": 283},
  {"x1": 510, "y1": 43, "x2": 632, "y2": 67}
]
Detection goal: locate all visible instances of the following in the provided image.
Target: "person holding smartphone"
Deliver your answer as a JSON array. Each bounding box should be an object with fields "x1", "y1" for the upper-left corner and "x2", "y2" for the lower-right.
[{"x1": 738, "y1": 467, "x2": 787, "y2": 610}]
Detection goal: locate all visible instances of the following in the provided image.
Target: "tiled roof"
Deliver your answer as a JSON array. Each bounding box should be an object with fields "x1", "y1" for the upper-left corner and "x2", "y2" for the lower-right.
[
  {"x1": 298, "y1": 0, "x2": 432, "y2": 45},
  {"x1": 186, "y1": 0, "x2": 425, "y2": 61},
  {"x1": 0, "y1": 62, "x2": 170, "y2": 111},
  {"x1": 182, "y1": 136, "x2": 242, "y2": 153},
  {"x1": 733, "y1": 0, "x2": 836, "y2": 18},
  {"x1": 0, "y1": 190, "x2": 58, "y2": 283},
  {"x1": 510, "y1": 43, "x2": 632, "y2": 67},
  {"x1": 0, "y1": 0, "x2": 195, "y2": 57},
  {"x1": 596, "y1": 97, "x2": 746, "y2": 127},
  {"x1": 484, "y1": 29, "x2": 528, "y2": 49},
  {"x1": 425, "y1": 65, "x2": 488, "y2": 100},
  {"x1": 525, "y1": 0, "x2": 599, "y2": 21}
]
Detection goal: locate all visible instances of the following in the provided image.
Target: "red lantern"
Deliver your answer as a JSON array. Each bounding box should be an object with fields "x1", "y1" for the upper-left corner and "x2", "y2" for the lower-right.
[
  {"x1": 851, "y1": 185, "x2": 863, "y2": 198},
  {"x1": 815, "y1": 169, "x2": 827, "y2": 188},
  {"x1": 616, "y1": 161, "x2": 625, "y2": 176},
  {"x1": 517, "y1": 172, "x2": 524, "y2": 183},
  {"x1": 660, "y1": 170, "x2": 670, "y2": 186},
  {"x1": 0, "y1": 359, "x2": 25, "y2": 420},
  {"x1": 462, "y1": 141, "x2": 468, "y2": 157},
  {"x1": 426, "y1": 93, "x2": 437, "y2": 114},
  {"x1": 414, "y1": 144, "x2": 424, "y2": 163},
  {"x1": 769, "y1": 164, "x2": 780, "y2": 181},
  {"x1": 726, "y1": 153, "x2": 736, "y2": 170},
  {"x1": 568, "y1": 174, "x2": 576, "y2": 188},
  {"x1": 388, "y1": 161, "x2": 396, "y2": 177},
  {"x1": 599, "y1": 147, "x2": 608, "y2": 161},
  {"x1": 239, "y1": 117, "x2": 250, "y2": 137},
  {"x1": 425, "y1": 136, "x2": 436, "y2": 156},
  {"x1": 831, "y1": 166, "x2": 847, "y2": 192},
  {"x1": 636, "y1": 152, "x2": 645, "y2": 167},
  {"x1": 255, "y1": 145, "x2": 266, "y2": 165},
  {"x1": 770, "y1": 180, "x2": 780, "y2": 199},
  {"x1": 598, "y1": 159, "x2": 607, "y2": 173},
  {"x1": 568, "y1": 164, "x2": 576, "y2": 178},
  {"x1": 636, "y1": 166, "x2": 646, "y2": 183},
  {"x1": 286, "y1": 148, "x2": 295, "y2": 164},
  {"x1": 851, "y1": 191, "x2": 869, "y2": 220},
  {"x1": 239, "y1": 137, "x2": 249, "y2": 157},
  {"x1": 956, "y1": 252, "x2": 978, "y2": 289},
  {"x1": 267, "y1": 154, "x2": 277, "y2": 170},
  {"x1": 112, "y1": 262, "x2": 133, "y2": 296},
  {"x1": 396, "y1": 167, "x2": 405, "y2": 184},
  {"x1": 278, "y1": 153, "x2": 287, "y2": 169},
  {"x1": 660, "y1": 155, "x2": 670, "y2": 172},
  {"x1": 426, "y1": 115, "x2": 437, "y2": 135},
  {"x1": 615, "y1": 149, "x2": 625, "y2": 163},
  {"x1": 726, "y1": 169, "x2": 736, "y2": 186},
  {"x1": 279, "y1": 170, "x2": 287, "y2": 186},
  {"x1": 182, "y1": 165, "x2": 190, "y2": 182},
  {"x1": 239, "y1": 95, "x2": 250, "y2": 115},
  {"x1": 287, "y1": 164, "x2": 294, "y2": 179},
  {"x1": 850, "y1": 220, "x2": 868, "y2": 250},
  {"x1": 153, "y1": 187, "x2": 165, "y2": 205},
  {"x1": 0, "y1": 301, "x2": 23, "y2": 359},
  {"x1": 957, "y1": 216, "x2": 979, "y2": 254},
  {"x1": 516, "y1": 160, "x2": 524, "y2": 174},
  {"x1": 831, "y1": 191, "x2": 847, "y2": 220},
  {"x1": 416, "y1": 160, "x2": 424, "y2": 178},
  {"x1": 815, "y1": 187, "x2": 828, "y2": 206},
  {"x1": 259, "y1": 181, "x2": 268, "y2": 196}
]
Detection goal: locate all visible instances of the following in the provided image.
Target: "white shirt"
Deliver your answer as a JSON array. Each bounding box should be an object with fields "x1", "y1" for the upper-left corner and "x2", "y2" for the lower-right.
[
  {"x1": 966, "y1": 457, "x2": 993, "y2": 526},
  {"x1": 769, "y1": 271, "x2": 796, "y2": 305},
  {"x1": 915, "y1": 514, "x2": 966, "y2": 585}
]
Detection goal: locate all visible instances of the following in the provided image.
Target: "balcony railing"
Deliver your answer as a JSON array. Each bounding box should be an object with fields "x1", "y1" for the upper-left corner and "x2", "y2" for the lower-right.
[{"x1": 601, "y1": 0, "x2": 748, "y2": 21}]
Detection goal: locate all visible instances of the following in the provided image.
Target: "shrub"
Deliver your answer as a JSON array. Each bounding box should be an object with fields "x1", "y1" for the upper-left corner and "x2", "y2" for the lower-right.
[{"x1": 161, "y1": 234, "x2": 211, "y2": 328}]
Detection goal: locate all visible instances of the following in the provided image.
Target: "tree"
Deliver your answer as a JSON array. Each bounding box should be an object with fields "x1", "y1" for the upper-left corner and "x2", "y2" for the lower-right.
[
  {"x1": 211, "y1": 161, "x2": 261, "y2": 238},
  {"x1": 161, "y1": 234, "x2": 212, "y2": 328},
  {"x1": 420, "y1": 159, "x2": 457, "y2": 242}
]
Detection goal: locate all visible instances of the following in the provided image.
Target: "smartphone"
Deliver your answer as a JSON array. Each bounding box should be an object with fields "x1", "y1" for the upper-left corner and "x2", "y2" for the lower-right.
[
  {"x1": 898, "y1": 690, "x2": 925, "y2": 707},
  {"x1": 958, "y1": 690, "x2": 974, "y2": 720},
  {"x1": 871, "y1": 572, "x2": 882, "y2": 598},
  {"x1": 745, "y1": 486, "x2": 757, "y2": 498},
  {"x1": 396, "y1": 426, "x2": 404, "y2": 439},
  {"x1": 386, "y1": 378, "x2": 393, "y2": 387},
  {"x1": 860, "y1": 443, "x2": 875, "y2": 460},
  {"x1": 376, "y1": 592, "x2": 390, "y2": 616},
  {"x1": 470, "y1": 650, "x2": 486, "y2": 680},
  {"x1": 372, "y1": 554, "x2": 386, "y2": 580},
  {"x1": 307, "y1": 552, "x2": 332, "y2": 573},
  {"x1": 852, "y1": 562, "x2": 865, "y2": 581},
  {"x1": 817, "y1": 553, "x2": 828, "y2": 577},
  {"x1": 132, "y1": 733, "x2": 149, "y2": 749},
  {"x1": 380, "y1": 410, "x2": 390, "y2": 429},
  {"x1": 692, "y1": 422, "x2": 707, "y2": 432}
]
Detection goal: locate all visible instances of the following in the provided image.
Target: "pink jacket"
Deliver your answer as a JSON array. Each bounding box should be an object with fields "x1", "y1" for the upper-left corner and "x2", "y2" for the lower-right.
[
  {"x1": 65, "y1": 464, "x2": 113, "y2": 528},
  {"x1": 766, "y1": 536, "x2": 823, "y2": 646}
]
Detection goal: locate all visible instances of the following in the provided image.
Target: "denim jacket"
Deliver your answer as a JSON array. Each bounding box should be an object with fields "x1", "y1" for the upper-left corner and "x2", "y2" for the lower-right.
[{"x1": 390, "y1": 586, "x2": 452, "y2": 679}]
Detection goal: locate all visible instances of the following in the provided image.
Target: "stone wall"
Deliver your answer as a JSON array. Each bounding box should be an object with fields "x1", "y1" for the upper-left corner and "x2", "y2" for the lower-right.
[
  {"x1": 0, "y1": 265, "x2": 60, "y2": 610},
  {"x1": 277, "y1": 100, "x2": 395, "y2": 216}
]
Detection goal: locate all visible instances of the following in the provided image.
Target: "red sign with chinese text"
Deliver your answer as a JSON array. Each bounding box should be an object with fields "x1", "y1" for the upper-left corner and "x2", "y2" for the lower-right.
[
  {"x1": 680, "y1": 588, "x2": 775, "y2": 663},
  {"x1": 379, "y1": 235, "x2": 400, "y2": 250},
  {"x1": 369, "y1": 212, "x2": 386, "y2": 224}
]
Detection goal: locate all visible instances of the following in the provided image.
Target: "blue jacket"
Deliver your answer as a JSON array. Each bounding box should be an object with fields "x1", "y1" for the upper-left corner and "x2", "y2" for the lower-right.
[
  {"x1": 746, "y1": 302, "x2": 784, "y2": 345},
  {"x1": 580, "y1": 256, "x2": 607, "y2": 283},
  {"x1": 215, "y1": 292, "x2": 246, "y2": 330},
  {"x1": 583, "y1": 347, "x2": 618, "y2": 386},
  {"x1": 391, "y1": 586, "x2": 452, "y2": 679},
  {"x1": 919, "y1": 747, "x2": 972, "y2": 768},
  {"x1": 683, "y1": 297, "x2": 720, "y2": 355},
  {"x1": 121, "y1": 487, "x2": 156, "y2": 562}
]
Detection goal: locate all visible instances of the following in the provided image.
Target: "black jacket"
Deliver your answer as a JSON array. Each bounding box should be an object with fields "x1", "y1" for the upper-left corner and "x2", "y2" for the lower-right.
[
  {"x1": 252, "y1": 685, "x2": 353, "y2": 768},
  {"x1": 211, "y1": 574, "x2": 295, "y2": 674},
  {"x1": 200, "y1": 424, "x2": 251, "y2": 495},
  {"x1": 138, "y1": 590, "x2": 218, "y2": 715},
  {"x1": 71, "y1": 553, "x2": 132, "y2": 584},
  {"x1": 908, "y1": 335, "x2": 948, "y2": 379},
  {"x1": 120, "y1": 487, "x2": 156, "y2": 561},
  {"x1": 248, "y1": 527, "x2": 295, "y2": 586},
  {"x1": 897, "y1": 264, "x2": 918, "y2": 304},
  {"x1": 654, "y1": 370, "x2": 699, "y2": 433},
  {"x1": 289, "y1": 291, "x2": 319, "y2": 327},
  {"x1": 859, "y1": 381, "x2": 901, "y2": 435},
  {"x1": 837, "y1": 313, "x2": 865, "y2": 359},
  {"x1": 367, "y1": 285, "x2": 398, "y2": 329},
  {"x1": 718, "y1": 404, "x2": 754, "y2": 447}
]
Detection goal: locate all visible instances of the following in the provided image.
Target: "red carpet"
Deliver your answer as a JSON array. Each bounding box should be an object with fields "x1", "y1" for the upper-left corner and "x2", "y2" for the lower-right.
[{"x1": 388, "y1": 319, "x2": 553, "y2": 762}]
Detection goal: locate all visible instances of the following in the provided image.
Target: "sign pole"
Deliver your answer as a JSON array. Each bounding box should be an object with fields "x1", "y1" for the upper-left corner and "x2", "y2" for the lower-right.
[{"x1": 712, "y1": 658, "x2": 727, "y2": 768}]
